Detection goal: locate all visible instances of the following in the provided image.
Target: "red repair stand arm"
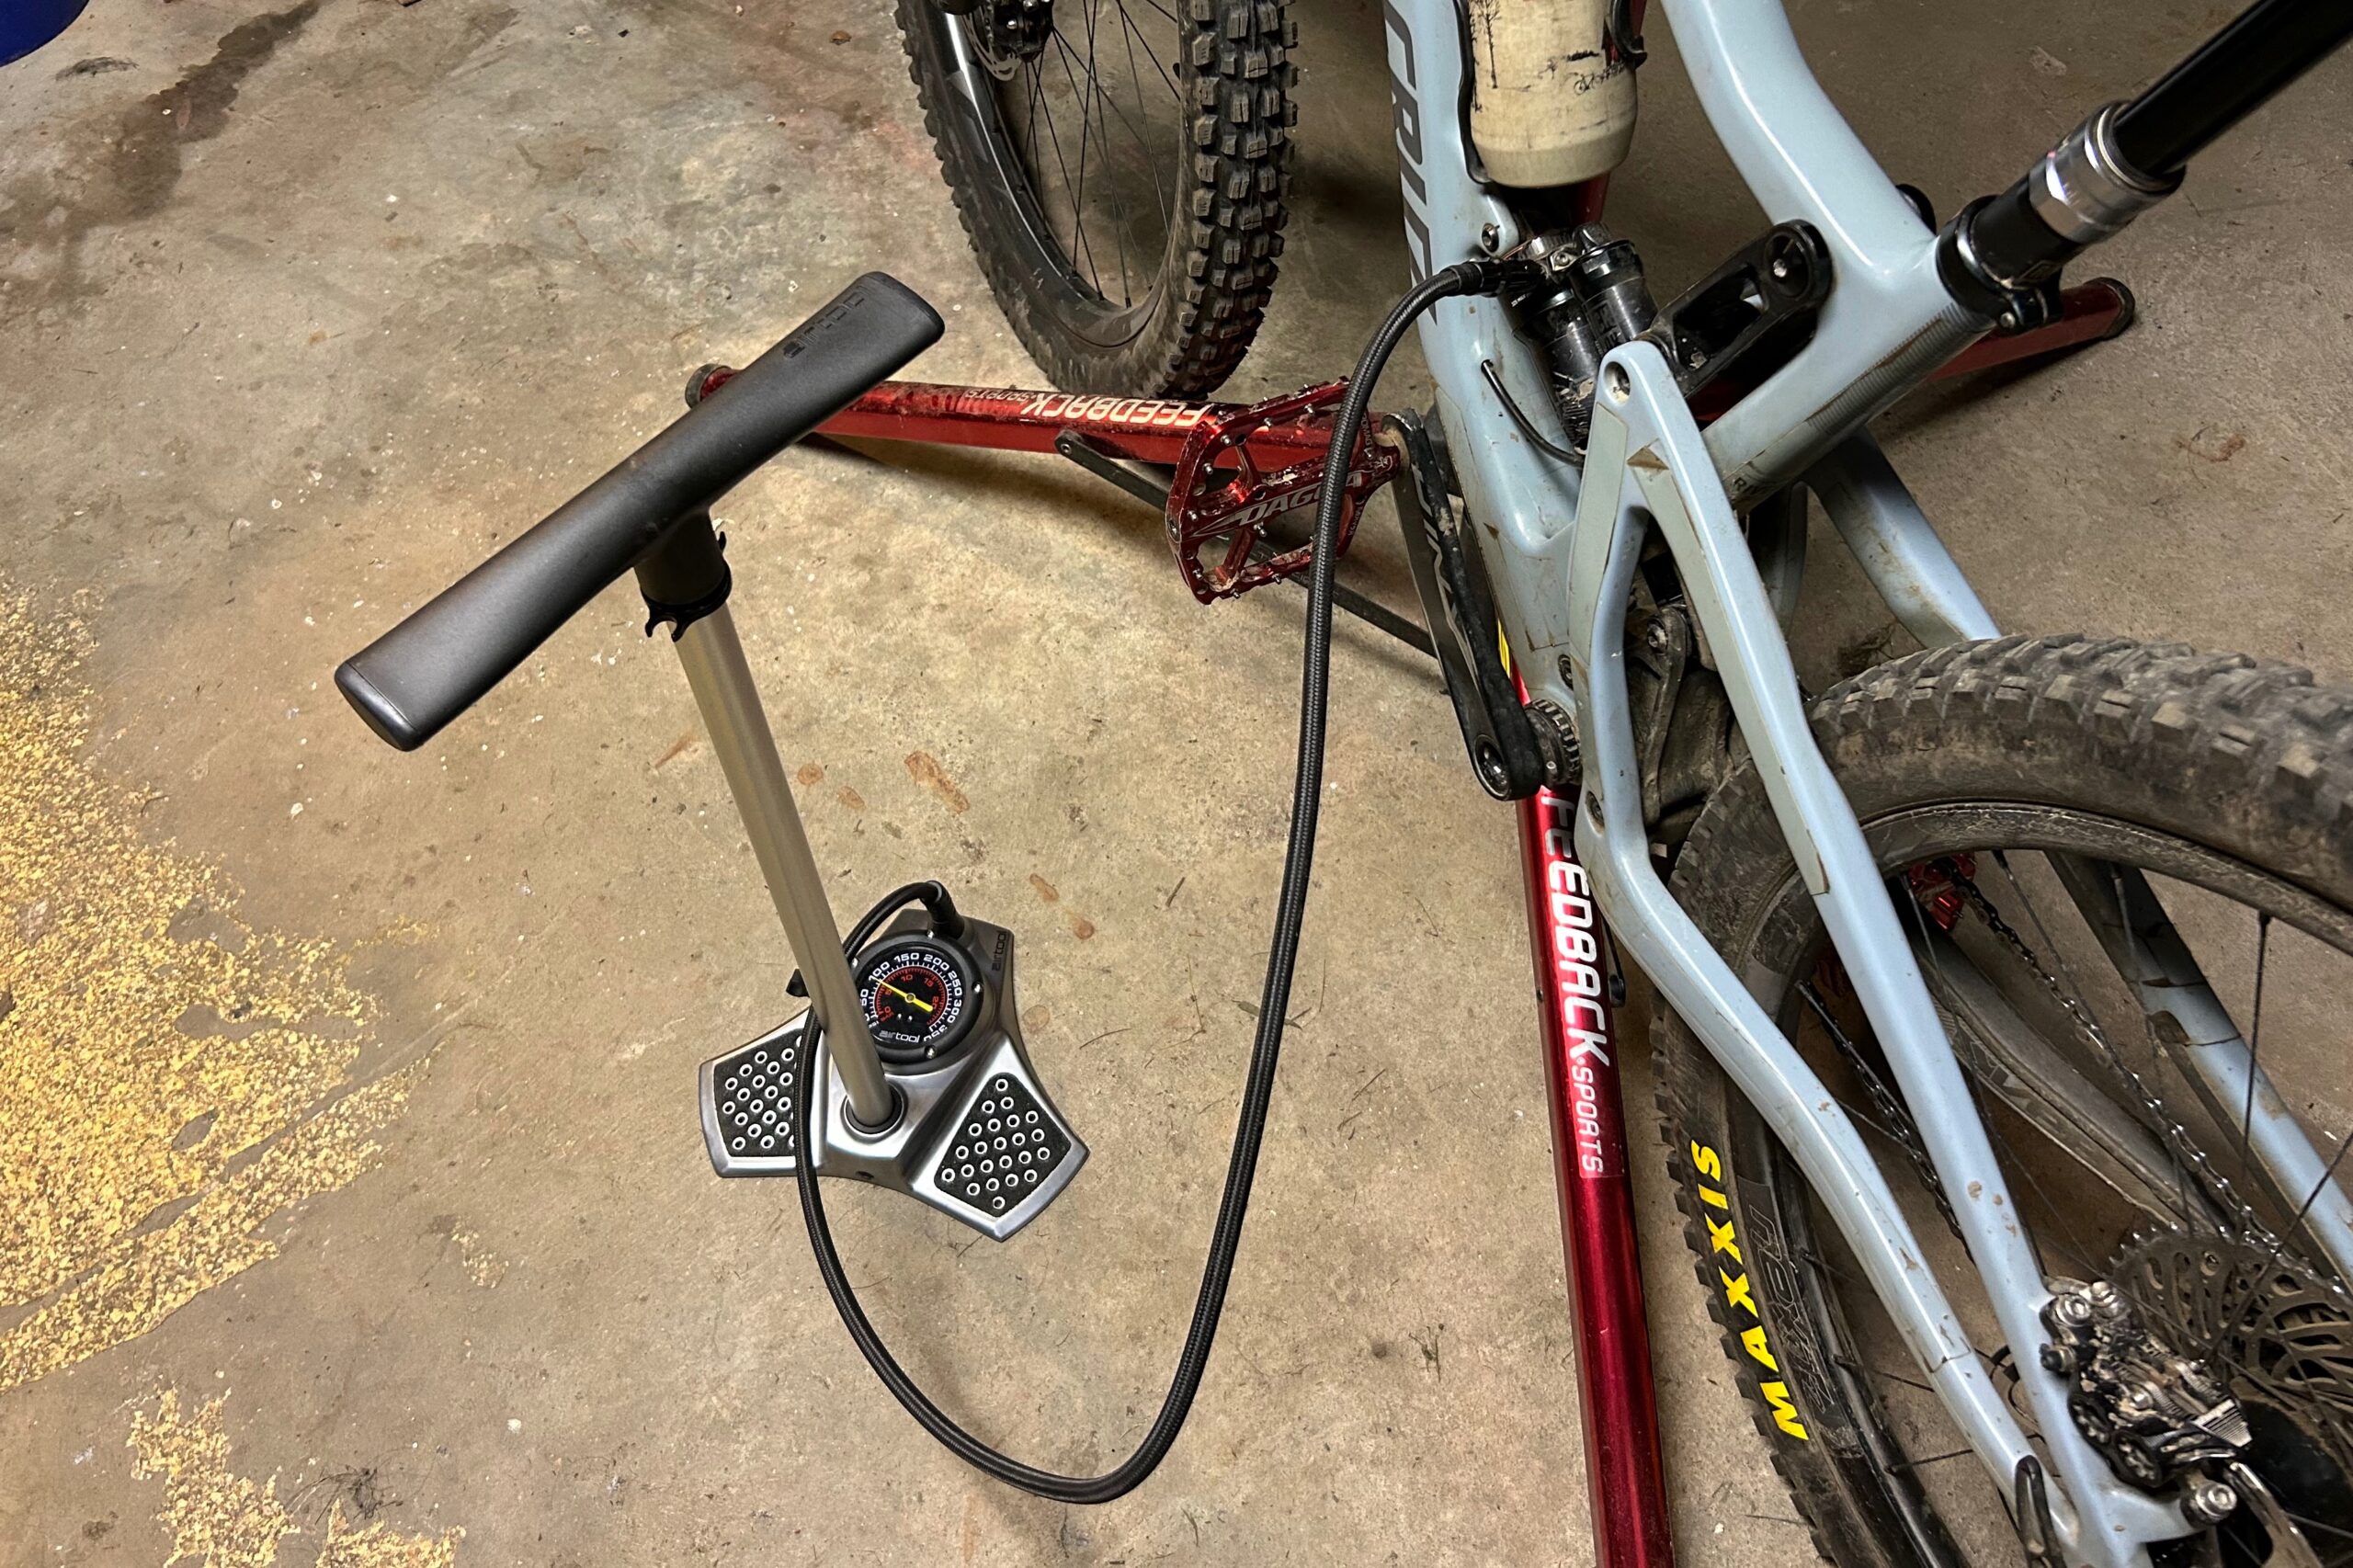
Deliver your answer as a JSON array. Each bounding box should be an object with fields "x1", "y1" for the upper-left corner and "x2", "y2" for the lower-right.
[{"x1": 1521, "y1": 785, "x2": 1677, "y2": 1568}]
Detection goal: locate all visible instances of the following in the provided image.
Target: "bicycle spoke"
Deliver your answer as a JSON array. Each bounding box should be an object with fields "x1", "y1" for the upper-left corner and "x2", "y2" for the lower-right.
[
  {"x1": 2200, "y1": 1128, "x2": 2353, "y2": 1367},
  {"x1": 2283, "y1": 1134, "x2": 2353, "y2": 1256},
  {"x1": 1042, "y1": 15, "x2": 1158, "y2": 302},
  {"x1": 1025, "y1": 54, "x2": 1047, "y2": 153},
  {"x1": 2281, "y1": 1508, "x2": 2353, "y2": 1548},
  {"x1": 1112, "y1": 1, "x2": 1175, "y2": 231},
  {"x1": 1833, "y1": 1350, "x2": 1937, "y2": 1397},
  {"x1": 1042, "y1": 39, "x2": 1100, "y2": 289},
  {"x1": 1017, "y1": 59, "x2": 1051, "y2": 225},
  {"x1": 1076, "y1": 0, "x2": 1111, "y2": 299},
  {"x1": 2238, "y1": 910, "x2": 2271, "y2": 1174},
  {"x1": 1066, "y1": 19, "x2": 1099, "y2": 291},
  {"x1": 1119, "y1": 0, "x2": 1183, "y2": 109},
  {"x1": 1079, "y1": 0, "x2": 1138, "y2": 303},
  {"x1": 1077, "y1": 0, "x2": 1129, "y2": 301},
  {"x1": 1886, "y1": 1448, "x2": 1976, "y2": 1472}
]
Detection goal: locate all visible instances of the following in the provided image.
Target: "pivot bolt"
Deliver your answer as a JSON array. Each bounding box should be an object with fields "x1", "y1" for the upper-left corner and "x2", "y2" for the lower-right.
[
  {"x1": 1480, "y1": 222, "x2": 1503, "y2": 254},
  {"x1": 2183, "y1": 1478, "x2": 2240, "y2": 1526},
  {"x1": 2051, "y1": 1292, "x2": 2096, "y2": 1328},
  {"x1": 1472, "y1": 738, "x2": 1510, "y2": 796}
]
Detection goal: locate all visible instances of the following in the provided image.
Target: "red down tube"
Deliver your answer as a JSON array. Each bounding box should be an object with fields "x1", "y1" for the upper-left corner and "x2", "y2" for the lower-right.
[{"x1": 1519, "y1": 786, "x2": 1676, "y2": 1568}]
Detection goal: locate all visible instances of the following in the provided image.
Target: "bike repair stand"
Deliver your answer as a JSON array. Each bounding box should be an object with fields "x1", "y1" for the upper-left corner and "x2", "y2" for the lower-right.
[{"x1": 633, "y1": 475, "x2": 1086, "y2": 1243}]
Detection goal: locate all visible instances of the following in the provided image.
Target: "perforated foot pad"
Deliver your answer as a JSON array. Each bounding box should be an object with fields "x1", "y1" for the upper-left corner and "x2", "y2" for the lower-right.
[
  {"x1": 930, "y1": 1073, "x2": 1072, "y2": 1220},
  {"x1": 702, "y1": 1025, "x2": 808, "y2": 1172}
]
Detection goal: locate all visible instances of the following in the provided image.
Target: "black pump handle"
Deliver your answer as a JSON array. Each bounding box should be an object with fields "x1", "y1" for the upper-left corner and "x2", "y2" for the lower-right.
[{"x1": 336, "y1": 273, "x2": 943, "y2": 752}]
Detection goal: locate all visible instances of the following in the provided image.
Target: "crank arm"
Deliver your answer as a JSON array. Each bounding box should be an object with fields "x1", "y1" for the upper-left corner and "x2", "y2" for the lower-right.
[{"x1": 1387, "y1": 411, "x2": 1563, "y2": 800}]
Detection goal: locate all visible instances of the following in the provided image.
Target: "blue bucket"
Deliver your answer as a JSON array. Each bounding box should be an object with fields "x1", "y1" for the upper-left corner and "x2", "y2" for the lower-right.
[{"x1": 3, "y1": 0, "x2": 93, "y2": 66}]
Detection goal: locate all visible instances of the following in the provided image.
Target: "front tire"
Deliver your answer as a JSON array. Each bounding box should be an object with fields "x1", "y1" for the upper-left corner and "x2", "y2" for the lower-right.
[{"x1": 895, "y1": 0, "x2": 1296, "y2": 396}]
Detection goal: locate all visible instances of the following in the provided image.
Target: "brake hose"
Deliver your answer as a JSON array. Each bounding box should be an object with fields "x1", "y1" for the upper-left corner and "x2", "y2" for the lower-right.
[{"x1": 790, "y1": 259, "x2": 1529, "y2": 1503}]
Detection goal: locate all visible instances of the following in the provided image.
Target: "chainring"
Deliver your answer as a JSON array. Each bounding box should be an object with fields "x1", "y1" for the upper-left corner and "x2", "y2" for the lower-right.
[{"x1": 2109, "y1": 1227, "x2": 2353, "y2": 1562}]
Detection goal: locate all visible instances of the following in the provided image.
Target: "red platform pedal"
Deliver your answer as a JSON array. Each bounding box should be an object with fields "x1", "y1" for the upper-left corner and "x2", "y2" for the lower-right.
[{"x1": 1162, "y1": 381, "x2": 1401, "y2": 603}]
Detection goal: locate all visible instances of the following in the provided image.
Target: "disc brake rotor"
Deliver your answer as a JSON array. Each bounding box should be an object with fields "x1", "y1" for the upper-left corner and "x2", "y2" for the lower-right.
[{"x1": 2109, "y1": 1227, "x2": 2353, "y2": 1562}]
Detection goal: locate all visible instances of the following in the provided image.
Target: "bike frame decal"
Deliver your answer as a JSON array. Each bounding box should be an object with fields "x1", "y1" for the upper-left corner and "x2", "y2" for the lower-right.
[
  {"x1": 1013, "y1": 392, "x2": 1211, "y2": 429},
  {"x1": 1378, "y1": 0, "x2": 1434, "y2": 283},
  {"x1": 816, "y1": 380, "x2": 1256, "y2": 463}
]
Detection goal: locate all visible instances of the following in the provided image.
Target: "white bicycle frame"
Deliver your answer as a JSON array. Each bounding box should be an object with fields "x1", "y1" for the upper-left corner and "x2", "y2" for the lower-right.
[{"x1": 1379, "y1": 2, "x2": 2353, "y2": 1563}]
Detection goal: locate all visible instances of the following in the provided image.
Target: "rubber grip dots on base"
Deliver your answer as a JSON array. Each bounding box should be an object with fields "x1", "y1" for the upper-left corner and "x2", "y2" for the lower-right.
[
  {"x1": 938, "y1": 1075, "x2": 1068, "y2": 1216},
  {"x1": 715, "y1": 1034, "x2": 803, "y2": 1159}
]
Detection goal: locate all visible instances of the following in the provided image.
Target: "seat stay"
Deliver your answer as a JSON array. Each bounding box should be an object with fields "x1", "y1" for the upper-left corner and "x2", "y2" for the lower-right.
[{"x1": 1564, "y1": 340, "x2": 2188, "y2": 1567}]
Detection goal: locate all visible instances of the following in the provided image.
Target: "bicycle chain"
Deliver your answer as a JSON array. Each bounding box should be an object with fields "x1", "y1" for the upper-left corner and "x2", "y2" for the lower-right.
[
  {"x1": 1934, "y1": 857, "x2": 2277, "y2": 1250},
  {"x1": 1803, "y1": 858, "x2": 2274, "y2": 1252},
  {"x1": 1798, "y1": 979, "x2": 1966, "y2": 1243}
]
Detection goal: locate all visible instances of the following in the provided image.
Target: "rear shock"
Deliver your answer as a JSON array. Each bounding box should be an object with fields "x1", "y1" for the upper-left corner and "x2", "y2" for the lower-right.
[{"x1": 1505, "y1": 223, "x2": 1657, "y2": 454}]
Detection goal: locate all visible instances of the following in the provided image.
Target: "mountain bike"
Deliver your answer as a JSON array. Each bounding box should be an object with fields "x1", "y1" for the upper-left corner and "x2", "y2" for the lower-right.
[{"x1": 336, "y1": 1, "x2": 2353, "y2": 1563}]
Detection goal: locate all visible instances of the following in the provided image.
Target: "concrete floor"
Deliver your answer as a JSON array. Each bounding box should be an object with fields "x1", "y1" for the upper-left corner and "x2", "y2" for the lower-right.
[{"x1": 2, "y1": 0, "x2": 2348, "y2": 1563}]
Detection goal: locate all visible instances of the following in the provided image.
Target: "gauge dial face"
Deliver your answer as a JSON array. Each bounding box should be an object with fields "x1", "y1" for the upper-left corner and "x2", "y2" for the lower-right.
[{"x1": 855, "y1": 937, "x2": 978, "y2": 1061}]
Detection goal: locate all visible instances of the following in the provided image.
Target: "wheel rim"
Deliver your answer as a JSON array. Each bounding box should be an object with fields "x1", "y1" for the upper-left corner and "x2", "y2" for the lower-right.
[{"x1": 925, "y1": 0, "x2": 1186, "y2": 350}]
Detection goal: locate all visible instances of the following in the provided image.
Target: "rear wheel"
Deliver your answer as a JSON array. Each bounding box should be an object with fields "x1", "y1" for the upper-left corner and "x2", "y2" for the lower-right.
[
  {"x1": 1653, "y1": 637, "x2": 2353, "y2": 1567},
  {"x1": 895, "y1": 0, "x2": 1295, "y2": 395}
]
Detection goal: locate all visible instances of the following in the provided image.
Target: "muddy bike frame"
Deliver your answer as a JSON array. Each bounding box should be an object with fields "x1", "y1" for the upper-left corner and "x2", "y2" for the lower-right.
[{"x1": 811, "y1": 1, "x2": 2353, "y2": 1562}]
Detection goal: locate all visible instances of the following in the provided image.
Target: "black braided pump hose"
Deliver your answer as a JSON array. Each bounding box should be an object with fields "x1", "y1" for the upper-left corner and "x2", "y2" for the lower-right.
[{"x1": 790, "y1": 260, "x2": 1533, "y2": 1503}]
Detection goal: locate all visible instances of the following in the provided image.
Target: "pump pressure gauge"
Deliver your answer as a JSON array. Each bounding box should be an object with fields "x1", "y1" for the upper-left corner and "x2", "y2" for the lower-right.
[{"x1": 855, "y1": 935, "x2": 980, "y2": 1063}]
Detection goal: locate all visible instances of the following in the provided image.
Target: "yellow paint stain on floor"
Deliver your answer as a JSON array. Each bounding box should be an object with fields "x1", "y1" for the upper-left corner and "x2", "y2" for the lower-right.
[
  {"x1": 131, "y1": 1390, "x2": 462, "y2": 1567},
  {"x1": 0, "y1": 587, "x2": 433, "y2": 1391},
  {"x1": 446, "y1": 1226, "x2": 507, "y2": 1289}
]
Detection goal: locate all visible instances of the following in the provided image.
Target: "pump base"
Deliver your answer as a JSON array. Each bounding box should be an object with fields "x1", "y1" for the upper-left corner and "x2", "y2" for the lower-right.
[{"x1": 699, "y1": 915, "x2": 1089, "y2": 1244}]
